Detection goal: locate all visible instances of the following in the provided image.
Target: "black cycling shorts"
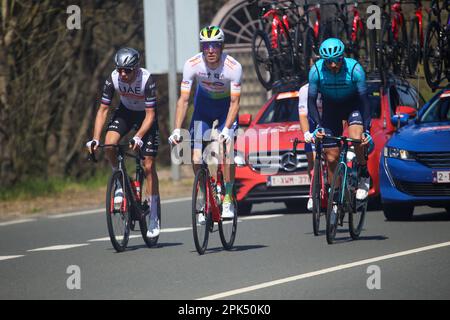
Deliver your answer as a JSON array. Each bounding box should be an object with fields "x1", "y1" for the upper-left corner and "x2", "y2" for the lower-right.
[
  {"x1": 321, "y1": 99, "x2": 364, "y2": 148},
  {"x1": 107, "y1": 106, "x2": 159, "y2": 157}
]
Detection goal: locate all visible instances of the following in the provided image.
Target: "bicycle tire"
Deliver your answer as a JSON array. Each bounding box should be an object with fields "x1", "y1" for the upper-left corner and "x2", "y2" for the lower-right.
[
  {"x1": 219, "y1": 197, "x2": 238, "y2": 250},
  {"x1": 378, "y1": 18, "x2": 393, "y2": 83},
  {"x1": 192, "y1": 168, "x2": 210, "y2": 255},
  {"x1": 423, "y1": 21, "x2": 443, "y2": 89},
  {"x1": 311, "y1": 156, "x2": 322, "y2": 236},
  {"x1": 392, "y1": 18, "x2": 408, "y2": 76},
  {"x1": 140, "y1": 195, "x2": 161, "y2": 248},
  {"x1": 407, "y1": 17, "x2": 421, "y2": 75},
  {"x1": 303, "y1": 27, "x2": 316, "y2": 79},
  {"x1": 352, "y1": 21, "x2": 370, "y2": 71},
  {"x1": 348, "y1": 161, "x2": 367, "y2": 240},
  {"x1": 368, "y1": 27, "x2": 377, "y2": 73},
  {"x1": 326, "y1": 163, "x2": 345, "y2": 245},
  {"x1": 106, "y1": 170, "x2": 131, "y2": 252},
  {"x1": 252, "y1": 29, "x2": 275, "y2": 90}
]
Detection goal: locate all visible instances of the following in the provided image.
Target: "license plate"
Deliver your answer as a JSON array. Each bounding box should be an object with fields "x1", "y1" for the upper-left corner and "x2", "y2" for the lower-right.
[
  {"x1": 433, "y1": 171, "x2": 450, "y2": 183},
  {"x1": 268, "y1": 174, "x2": 310, "y2": 187}
]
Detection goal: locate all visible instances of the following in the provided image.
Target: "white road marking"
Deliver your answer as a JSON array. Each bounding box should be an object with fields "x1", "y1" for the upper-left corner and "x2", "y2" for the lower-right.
[
  {"x1": 88, "y1": 235, "x2": 141, "y2": 242},
  {"x1": 0, "y1": 219, "x2": 37, "y2": 227},
  {"x1": 240, "y1": 214, "x2": 284, "y2": 221},
  {"x1": 162, "y1": 227, "x2": 192, "y2": 233},
  {"x1": 0, "y1": 255, "x2": 25, "y2": 261},
  {"x1": 197, "y1": 241, "x2": 450, "y2": 300},
  {"x1": 27, "y1": 244, "x2": 90, "y2": 252}
]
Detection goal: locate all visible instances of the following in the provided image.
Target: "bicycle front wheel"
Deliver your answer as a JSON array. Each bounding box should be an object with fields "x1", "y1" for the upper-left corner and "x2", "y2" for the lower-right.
[
  {"x1": 311, "y1": 157, "x2": 322, "y2": 236},
  {"x1": 106, "y1": 170, "x2": 131, "y2": 252},
  {"x1": 192, "y1": 168, "x2": 211, "y2": 255},
  {"x1": 326, "y1": 163, "x2": 345, "y2": 245}
]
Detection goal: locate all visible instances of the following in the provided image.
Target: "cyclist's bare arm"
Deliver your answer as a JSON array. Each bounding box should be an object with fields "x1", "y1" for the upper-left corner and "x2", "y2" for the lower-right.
[
  {"x1": 90, "y1": 103, "x2": 110, "y2": 151},
  {"x1": 135, "y1": 108, "x2": 155, "y2": 140},
  {"x1": 174, "y1": 91, "x2": 190, "y2": 134},
  {"x1": 224, "y1": 94, "x2": 240, "y2": 130}
]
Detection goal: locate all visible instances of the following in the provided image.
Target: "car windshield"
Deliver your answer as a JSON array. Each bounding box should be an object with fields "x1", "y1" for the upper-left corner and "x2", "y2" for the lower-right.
[
  {"x1": 258, "y1": 97, "x2": 299, "y2": 124},
  {"x1": 420, "y1": 96, "x2": 450, "y2": 123}
]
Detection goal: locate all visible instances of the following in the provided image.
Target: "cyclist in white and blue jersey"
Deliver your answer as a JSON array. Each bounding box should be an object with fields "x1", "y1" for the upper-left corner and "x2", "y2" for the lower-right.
[
  {"x1": 169, "y1": 26, "x2": 243, "y2": 219},
  {"x1": 306, "y1": 38, "x2": 373, "y2": 201}
]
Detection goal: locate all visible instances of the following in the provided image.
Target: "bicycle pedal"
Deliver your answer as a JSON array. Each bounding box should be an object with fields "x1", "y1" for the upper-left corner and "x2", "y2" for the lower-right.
[{"x1": 130, "y1": 220, "x2": 136, "y2": 231}]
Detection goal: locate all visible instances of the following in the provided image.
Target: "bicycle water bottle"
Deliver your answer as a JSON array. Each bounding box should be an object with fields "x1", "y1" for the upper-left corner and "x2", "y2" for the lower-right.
[{"x1": 132, "y1": 180, "x2": 141, "y2": 202}]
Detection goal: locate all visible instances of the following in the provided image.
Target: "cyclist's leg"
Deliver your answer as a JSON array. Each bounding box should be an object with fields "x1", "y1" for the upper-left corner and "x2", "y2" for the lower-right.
[
  {"x1": 105, "y1": 106, "x2": 131, "y2": 169},
  {"x1": 321, "y1": 107, "x2": 344, "y2": 186},
  {"x1": 217, "y1": 115, "x2": 238, "y2": 198}
]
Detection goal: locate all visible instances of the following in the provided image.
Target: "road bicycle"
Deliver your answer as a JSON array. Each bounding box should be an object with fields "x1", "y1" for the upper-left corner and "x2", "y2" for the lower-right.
[
  {"x1": 250, "y1": 0, "x2": 305, "y2": 89},
  {"x1": 322, "y1": 135, "x2": 368, "y2": 245},
  {"x1": 423, "y1": 0, "x2": 450, "y2": 90},
  {"x1": 176, "y1": 138, "x2": 238, "y2": 255},
  {"x1": 88, "y1": 143, "x2": 159, "y2": 252}
]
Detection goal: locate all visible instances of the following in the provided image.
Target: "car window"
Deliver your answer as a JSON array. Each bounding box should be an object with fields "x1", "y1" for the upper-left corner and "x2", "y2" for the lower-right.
[
  {"x1": 420, "y1": 97, "x2": 450, "y2": 122},
  {"x1": 368, "y1": 89, "x2": 381, "y2": 118},
  {"x1": 258, "y1": 97, "x2": 299, "y2": 124},
  {"x1": 397, "y1": 85, "x2": 419, "y2": 109},
  {"x1": 389, "y1": 86, "x2": 400, "y2": 114}
]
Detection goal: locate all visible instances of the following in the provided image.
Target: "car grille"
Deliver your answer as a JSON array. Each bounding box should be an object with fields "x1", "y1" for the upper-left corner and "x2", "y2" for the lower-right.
[
  {"x1": 395, "y1": 180, "x2": 450, "y2": 197},
  {"x1": 248, "y1": 150, "x2": 308, "y2": 173},
  {"x1": 413, "y1": 152, "x2": 450, "y2": 168}
]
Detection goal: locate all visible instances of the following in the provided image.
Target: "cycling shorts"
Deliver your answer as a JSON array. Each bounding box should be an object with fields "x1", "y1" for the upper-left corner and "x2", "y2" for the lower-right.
[{"x1": 107, "y1": 105, "x2": 159, "y2": 157}]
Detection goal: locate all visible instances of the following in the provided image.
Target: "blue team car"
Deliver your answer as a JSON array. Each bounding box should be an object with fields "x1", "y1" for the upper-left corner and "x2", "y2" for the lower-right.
[{"x1": 380, "y1": 88, "x2": 450, "y2": 220}]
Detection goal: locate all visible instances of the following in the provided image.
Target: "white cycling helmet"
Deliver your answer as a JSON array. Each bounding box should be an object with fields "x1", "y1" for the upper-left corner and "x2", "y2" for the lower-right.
[{"x1": 199, "y1": 26, "x2": 225, "y2": 43}]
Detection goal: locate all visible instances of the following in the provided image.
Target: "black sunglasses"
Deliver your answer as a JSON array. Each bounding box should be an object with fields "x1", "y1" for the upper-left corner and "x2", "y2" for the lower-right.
[{"x1": 117, "y1": 68, "x2": 135, "y2": 74}]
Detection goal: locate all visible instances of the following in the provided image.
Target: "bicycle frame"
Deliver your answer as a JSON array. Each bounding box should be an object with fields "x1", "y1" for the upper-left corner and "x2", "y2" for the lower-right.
[
  {"x1": 204, "y1": 163, "x2": 223, "y2": 223},
  {"x1": 391, "y1": 1, "x2": 406, "y2": 41},
  {"x1": 414, "y1": 0, "x2": 424, "y2": 47},
  {"x1": 263, "y1": 6, "x2": 290, "y2": 49}
]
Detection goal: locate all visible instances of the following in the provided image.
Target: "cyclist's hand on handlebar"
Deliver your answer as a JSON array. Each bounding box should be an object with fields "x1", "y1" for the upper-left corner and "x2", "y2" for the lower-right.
[
  {"x1": 168, "y1": 128, "x2": 182, "y2": 145},
  {"x1": 219, "y1": 127, "x2": 232, "y2": 144},
  {"x1": 312, "y1": 127, "x2": 325, "y2": 142},
  {"x1": 86, "y1": 139, "x2": 99, "y2": 154},
  {"x1": 303, "y1": 131, "x2": 313, "y2": 143},
  {"x1": 129, "y1": 136, "x2": 143, "y2": 151},
  {"x1": 361, "y1": 130, "x2": 372, "y2": 146}
]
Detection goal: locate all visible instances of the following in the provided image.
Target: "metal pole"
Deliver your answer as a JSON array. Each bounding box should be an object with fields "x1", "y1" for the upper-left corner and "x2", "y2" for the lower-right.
[{"x1": 167, "y1": 0, "x2": 180, "y2": 181}]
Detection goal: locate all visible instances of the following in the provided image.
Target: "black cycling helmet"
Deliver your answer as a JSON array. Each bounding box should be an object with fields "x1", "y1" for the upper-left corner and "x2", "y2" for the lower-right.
[{"x1": 114, "y1": 47, "x2": 140, "y2": 69}]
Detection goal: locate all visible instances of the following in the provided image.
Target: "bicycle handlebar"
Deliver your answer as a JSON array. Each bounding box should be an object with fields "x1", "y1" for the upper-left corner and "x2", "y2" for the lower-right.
[{"x1": 87, "y1": 143, "x2": 144, "y2": 163}]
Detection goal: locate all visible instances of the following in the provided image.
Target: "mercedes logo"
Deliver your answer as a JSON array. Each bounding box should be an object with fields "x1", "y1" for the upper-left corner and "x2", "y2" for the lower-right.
[{"x1": 281, "y1": 152, "x2": 298, "y2": 172}]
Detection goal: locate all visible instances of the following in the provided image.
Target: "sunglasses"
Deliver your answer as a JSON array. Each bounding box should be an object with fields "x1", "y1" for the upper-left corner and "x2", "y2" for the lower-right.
[
  {"x1": 117, "y1": 68, "x2": 135, "y2": 74},
  {"x1": 201, "y1": 42, "x2": 223, "y2": 51},
  {"x1": 325, "y1": 56, "x2": 344, "y2": 64}
]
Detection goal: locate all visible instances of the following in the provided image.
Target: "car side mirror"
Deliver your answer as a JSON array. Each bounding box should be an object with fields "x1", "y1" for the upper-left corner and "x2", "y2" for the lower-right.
[
  {"x1": 238, "y1": 114, "x2": 252, "y2": 127},
  {"x1": 391, "y1": 113, "x2": 410, "y2": 128},
  {"x1": 395, "y1": 105, "x2": 417, "y2": 118}
]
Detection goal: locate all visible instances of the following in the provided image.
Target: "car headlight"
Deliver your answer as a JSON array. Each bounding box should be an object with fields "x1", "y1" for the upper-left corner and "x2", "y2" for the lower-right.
[
  {"x1": 234, "y1": 151, "x2": 246, "y2": 167},
  {"x1": 383, "y1": 147, "x2": 414, "y2": 160}
]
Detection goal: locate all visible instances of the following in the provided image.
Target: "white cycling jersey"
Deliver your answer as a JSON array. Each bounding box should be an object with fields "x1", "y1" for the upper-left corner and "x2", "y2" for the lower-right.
[
  {"x1": 180, "y1": 53, "x2": 242, "y2": 100},
  {"x1": 101, "y1": 68, "x2": 156, "y2": 111},
  {"x1": 298, "y1": 83, "x2": 322, "y2": 116}
]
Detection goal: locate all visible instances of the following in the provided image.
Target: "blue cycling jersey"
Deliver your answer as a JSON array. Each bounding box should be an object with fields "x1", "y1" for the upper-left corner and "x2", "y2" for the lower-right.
[{"x1": 307, "y1": 57, "x2": 371, "y2": 130}]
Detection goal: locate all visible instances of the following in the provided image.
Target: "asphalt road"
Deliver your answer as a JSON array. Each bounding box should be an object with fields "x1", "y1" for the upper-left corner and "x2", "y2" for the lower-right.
[{"x1": 1, "y1": 198, "x2": 450, "y2": 300}]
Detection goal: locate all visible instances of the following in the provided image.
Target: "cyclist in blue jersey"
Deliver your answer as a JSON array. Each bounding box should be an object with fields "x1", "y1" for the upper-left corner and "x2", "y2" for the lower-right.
[{"x1": 306, "y1": 38, "x2": 373, "y2": 201}]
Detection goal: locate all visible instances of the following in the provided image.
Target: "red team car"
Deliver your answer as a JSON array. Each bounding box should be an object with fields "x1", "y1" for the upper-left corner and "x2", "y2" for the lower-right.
[{"x1": 234, "y1": 76, "x2": 424, "y2": 214}]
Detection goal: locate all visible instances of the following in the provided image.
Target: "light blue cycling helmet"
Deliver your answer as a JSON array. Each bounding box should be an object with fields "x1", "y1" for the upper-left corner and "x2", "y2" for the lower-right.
[{"x1": 319, "y1": 38, "x2": 345, "y2": 59}]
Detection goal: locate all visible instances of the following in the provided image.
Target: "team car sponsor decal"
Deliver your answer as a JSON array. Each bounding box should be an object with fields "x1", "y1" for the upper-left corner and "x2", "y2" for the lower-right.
[{"x1": 419, "y1": 125, "x2": 450, "y2": 133}]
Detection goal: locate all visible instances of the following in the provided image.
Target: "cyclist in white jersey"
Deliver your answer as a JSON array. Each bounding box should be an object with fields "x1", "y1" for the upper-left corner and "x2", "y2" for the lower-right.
[
  {"x1": 86, "y1": 47, "x2": 161, "y2": 238},
  {"x1": 169, "y1": 26, "x2": 243, "y2": 219},
  {"x1": 298, "y1": 83, "x2": 322, "y2": 211}
]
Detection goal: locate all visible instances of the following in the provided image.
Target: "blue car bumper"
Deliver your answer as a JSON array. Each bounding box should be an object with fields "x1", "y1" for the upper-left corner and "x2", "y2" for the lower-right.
[{"x1": 379, "y1": 155, "x2": 450, "y2": 206}]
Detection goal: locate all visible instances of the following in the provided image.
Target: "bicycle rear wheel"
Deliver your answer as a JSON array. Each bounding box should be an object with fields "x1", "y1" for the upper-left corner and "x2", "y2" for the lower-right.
[
  {"x1": 106, "y1": 170, "x2": 131, "y2": 252},
  {"x1": 311, "y1": 157, "x2": 322, "y2": 236},
  {"x1": 348, "y1": 163, "x2": 367, "y2": 240},
  {"x1": 219, "y1": 196, "x2": 238, "y2": 250},
  {"x1": 407, "y1": 17, "x2": 421, "y2": 75},
  {"x1": 192, "y1": 168, "x2": 211, "y2": 255},
  {"x1": 423, "y1": 21, "x2": 443, "y2": 89},
  {"x1": 140, "y1": 196, "x2": 161, "y2": 248},
  {"x1": 252, "y1": 29, "x2": 275, "y2": 90},
  {"x1": 326, "y1": 163, "x2": 345, "y2": 245}
]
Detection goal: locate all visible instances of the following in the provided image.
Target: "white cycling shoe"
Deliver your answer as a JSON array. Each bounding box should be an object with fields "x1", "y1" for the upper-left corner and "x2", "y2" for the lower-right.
[
  {"x1": 221, "y1": 197, "x2": 235, "y2": 219},
  {"x1": 146, "y1": 215, "x2": 160, "y2": 238},
  {"x1": 356, "y1": 176, "x2": 370, "y2": 201},
  {"x1": 307, "y1": 197, "x2": 313, "y2": 211}
]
